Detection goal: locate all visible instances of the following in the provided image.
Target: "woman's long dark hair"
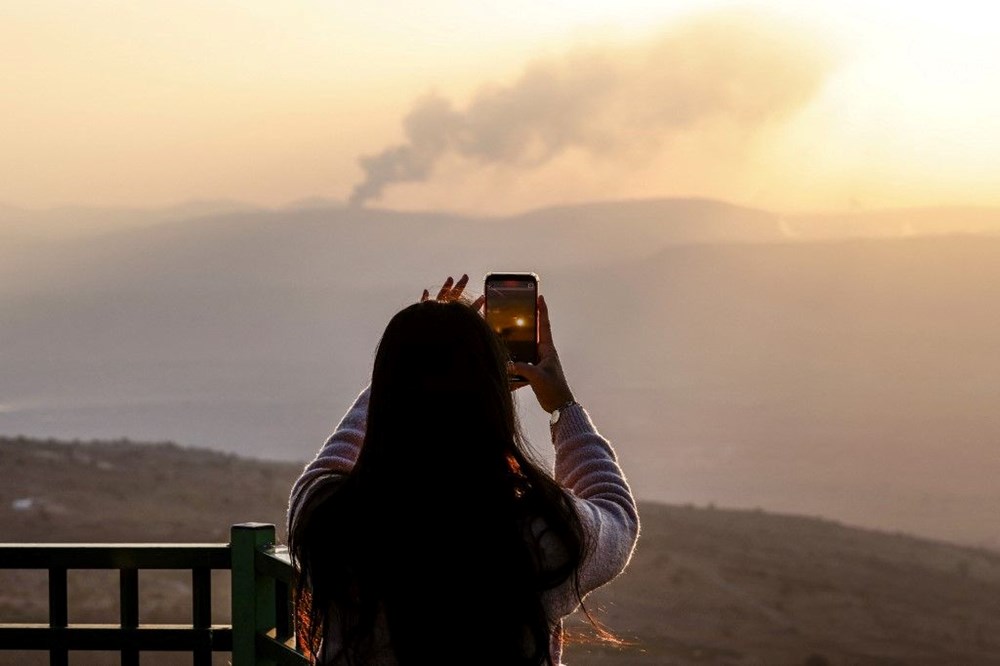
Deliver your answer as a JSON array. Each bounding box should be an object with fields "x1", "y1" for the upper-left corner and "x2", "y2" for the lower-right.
[{"x1": 290, "y1": 299, "x2": 587, "y2": 665}]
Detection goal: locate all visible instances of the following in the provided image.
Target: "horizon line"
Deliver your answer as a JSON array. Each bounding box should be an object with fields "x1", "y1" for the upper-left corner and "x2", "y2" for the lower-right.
[{"x1": 4, "y1": 194, "x2": 1000, "y2": 220}]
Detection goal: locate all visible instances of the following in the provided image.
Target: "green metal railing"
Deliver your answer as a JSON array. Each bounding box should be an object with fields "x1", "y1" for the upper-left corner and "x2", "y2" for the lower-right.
[
  {"x1": 232, "y1": 523, "x2": 308, "y2": 666},
  {"x1": 0, "y1": 523, "x2": 308, "y2": 666}
]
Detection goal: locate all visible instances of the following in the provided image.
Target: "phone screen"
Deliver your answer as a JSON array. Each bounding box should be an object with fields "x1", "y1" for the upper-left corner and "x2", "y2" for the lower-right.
[{"x1": 485, "y1": 273, "x2": 538, "y2": 365}]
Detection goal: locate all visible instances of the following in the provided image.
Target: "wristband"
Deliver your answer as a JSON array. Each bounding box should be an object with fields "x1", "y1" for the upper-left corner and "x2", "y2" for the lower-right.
[{"x1": 549, "y1": 400, "x2": 579, "y2": 426}]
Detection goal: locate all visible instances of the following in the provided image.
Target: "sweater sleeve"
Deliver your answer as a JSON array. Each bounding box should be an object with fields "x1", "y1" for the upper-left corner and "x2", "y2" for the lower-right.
[
  {"x1": 286, "y1": 386, "x2": 370, "y2": 535},
  {"x1": 544, "y1": 403, "x2": 639, "y2": 614}
]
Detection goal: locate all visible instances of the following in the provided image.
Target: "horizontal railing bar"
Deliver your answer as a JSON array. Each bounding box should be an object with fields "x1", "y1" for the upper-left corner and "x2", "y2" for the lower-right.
[
  {"x1": 255, "y1": 545, "x2": 294, "y2": 584},
  {"x1": 256, "y1": 632, "x2": 310, "y2": 666},
  {"x1": 0, "y1": 624, "x2": 233, "y2": 651},
  {"x1": 0, "y1": 544, "x2": 230, "y2": 570}
]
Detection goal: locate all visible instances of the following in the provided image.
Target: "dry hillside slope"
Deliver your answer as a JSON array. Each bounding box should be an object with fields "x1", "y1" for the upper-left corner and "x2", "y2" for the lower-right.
[{"x1": 2, "y1": 437, "x2": 999, "y2": 665}]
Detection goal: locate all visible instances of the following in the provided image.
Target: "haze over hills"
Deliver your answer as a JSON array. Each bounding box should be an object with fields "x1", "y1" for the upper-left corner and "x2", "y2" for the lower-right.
[
  {"x1": 0, "y1": 199, "x2": 255, "y2": 242},
  {"x1": 2, "y1": 197, "x2": 999, "y2": 549}
]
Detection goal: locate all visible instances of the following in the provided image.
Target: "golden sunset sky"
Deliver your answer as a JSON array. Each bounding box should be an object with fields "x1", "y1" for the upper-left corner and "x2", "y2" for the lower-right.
[{"x1": 2, "y1": 0, "x2": 999, "y2": 213}]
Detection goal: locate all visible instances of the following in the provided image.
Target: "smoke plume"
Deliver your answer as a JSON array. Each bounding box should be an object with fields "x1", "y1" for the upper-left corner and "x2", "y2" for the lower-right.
[{"x1": 349, "y1": 13, "x2": 833, "y2": 206}]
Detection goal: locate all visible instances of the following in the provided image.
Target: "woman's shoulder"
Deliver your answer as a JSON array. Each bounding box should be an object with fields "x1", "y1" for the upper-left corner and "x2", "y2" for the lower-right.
[{"x1": 525, "y1": 513, "x2": 572, "y2": 574}]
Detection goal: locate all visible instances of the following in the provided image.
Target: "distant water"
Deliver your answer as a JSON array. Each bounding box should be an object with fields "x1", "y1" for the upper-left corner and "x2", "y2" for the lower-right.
[
  {"x1": 3, "y1": 389, "x2": 999, "y2": 551},
  {"x1": 0, "y1": 397, "x2": 336, "y2": 462},
  {"x1": 0, "y1": 390, "x2": 558, "y2": 466}
]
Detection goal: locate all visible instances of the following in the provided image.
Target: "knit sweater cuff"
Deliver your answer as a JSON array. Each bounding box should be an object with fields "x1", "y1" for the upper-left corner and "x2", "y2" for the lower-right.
[{"x1": 551, "y1": 402, "x2": 595, "y2": 441}]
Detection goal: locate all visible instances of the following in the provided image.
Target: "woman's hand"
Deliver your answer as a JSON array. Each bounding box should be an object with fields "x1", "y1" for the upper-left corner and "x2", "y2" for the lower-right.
[
  {"x1": 421, "y1": 274, "x2": 485, "y2": 311},
  {"x1": 510, "y1": 295, "x2": 575, "y2": 413},
  {"x1": 423, "y1": 274, "x2": 528, "y2": 392}
]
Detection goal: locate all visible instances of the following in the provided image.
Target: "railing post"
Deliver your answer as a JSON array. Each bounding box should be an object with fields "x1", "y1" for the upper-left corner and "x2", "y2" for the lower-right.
[
  {"x1": 48, "y1": 567, "x2": 68, "y2": 666},
  {"x1": 231, "y1": 523, "x2": 277, "y2": 666},
  {"x1": 120, "y1": 567, "x2": 139, "y2": 666},
  {"x1": 192, "y1": 566, "x2": 213, "y2": 666}
]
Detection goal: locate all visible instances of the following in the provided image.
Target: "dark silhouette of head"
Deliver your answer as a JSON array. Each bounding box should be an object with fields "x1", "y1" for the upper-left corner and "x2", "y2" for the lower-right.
[{"x1": 290, "y1": 299, "x2": 585, "y2": 665}]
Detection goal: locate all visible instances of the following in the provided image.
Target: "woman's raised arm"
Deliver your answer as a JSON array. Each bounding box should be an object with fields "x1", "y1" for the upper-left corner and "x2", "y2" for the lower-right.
[{"x1": 286, "y1": 385, "x2": 369, "y2": 533}]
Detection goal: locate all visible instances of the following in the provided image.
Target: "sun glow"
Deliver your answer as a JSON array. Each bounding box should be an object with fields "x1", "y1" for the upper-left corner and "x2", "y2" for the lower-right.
[{"x1": 1, "y1": 0, "x2": 998, "y2": 210}]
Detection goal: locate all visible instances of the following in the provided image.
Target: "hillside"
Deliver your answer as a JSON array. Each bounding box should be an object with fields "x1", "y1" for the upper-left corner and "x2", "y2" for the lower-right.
[{"x1": 2, "y1": 437, "x2": 999, "y2": 665}]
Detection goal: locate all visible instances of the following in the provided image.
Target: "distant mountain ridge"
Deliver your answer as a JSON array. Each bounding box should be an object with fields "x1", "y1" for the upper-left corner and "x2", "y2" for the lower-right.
[
  {"x1": 2, "y1": 197, "x2": 999, "y2": 550},
  {"x1": 0, "y1": 199, "x2": 255, "y2": 241},
  {"x1": 4, "y1": 196, "x2": 1000, "y2": 245}
]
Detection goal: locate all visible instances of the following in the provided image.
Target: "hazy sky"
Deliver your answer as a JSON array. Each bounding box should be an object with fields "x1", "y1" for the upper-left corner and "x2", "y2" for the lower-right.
[{"x1": 2, "y1": 0, "x2": 999, "y2": 213}]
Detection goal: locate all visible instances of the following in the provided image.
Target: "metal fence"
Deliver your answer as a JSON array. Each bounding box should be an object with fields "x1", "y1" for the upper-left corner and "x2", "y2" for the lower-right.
[{"x1": 0, "y1": 523, "x2": 307, "y2": 666}]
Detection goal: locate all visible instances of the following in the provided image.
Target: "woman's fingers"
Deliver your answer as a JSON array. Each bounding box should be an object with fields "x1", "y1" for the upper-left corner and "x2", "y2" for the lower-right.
[
  {"x1": 426, "y1": 273, "x2": 482, "y2": 307},
  {"x1": 436, "y1": 276, "x2": 454, "y2": 300},
  {"x1": 536, "y1": 294, "x2": 556, "y2": 354},
  {"x1": 451, "y1": 274, "x2": 469, "y2": 300},
  {"x1": 507, "y1": 360, "x2": 530, "y2": 390},
  {"x1": 537, "y1": 295, "x2": 552, "y2": 342},
  {"x1": 510, "y1": 361, "x2": 541, "y2": 382}
]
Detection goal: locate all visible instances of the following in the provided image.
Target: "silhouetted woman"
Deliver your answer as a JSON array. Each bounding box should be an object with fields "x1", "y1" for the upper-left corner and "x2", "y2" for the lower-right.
[{"x1": 288, "y1": 275, "x2": 638, "y2": 665}]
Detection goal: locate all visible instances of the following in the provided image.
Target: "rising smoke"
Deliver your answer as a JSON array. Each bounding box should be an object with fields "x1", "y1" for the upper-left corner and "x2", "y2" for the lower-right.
[{"x1": 349, "y1": 13, "x2": 834, "y2": 207}]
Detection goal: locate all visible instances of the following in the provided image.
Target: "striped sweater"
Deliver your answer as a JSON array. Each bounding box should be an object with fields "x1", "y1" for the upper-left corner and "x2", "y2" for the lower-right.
[{"x1": 287, "y1": 387, "x2": 639, "y2": 665}]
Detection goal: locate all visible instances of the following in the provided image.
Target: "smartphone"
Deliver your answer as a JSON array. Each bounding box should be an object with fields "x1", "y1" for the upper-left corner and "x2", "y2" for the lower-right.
[{"x1": 484, "y1": 273, "x2": 539, "y2": 378}]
